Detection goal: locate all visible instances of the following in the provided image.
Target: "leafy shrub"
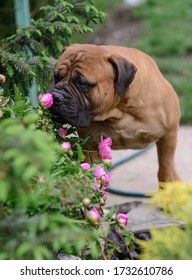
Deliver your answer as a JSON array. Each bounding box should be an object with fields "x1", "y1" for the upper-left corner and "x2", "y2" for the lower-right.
[
  {"x1": 0, "y1": 1, "x2": 134, "y2": 259},
  {"x1": 0, "y1": 0, "x2": 105, "y2": 97},
  {"x1": 139, "y1": 183, "x2": 192, "y2": 260}
]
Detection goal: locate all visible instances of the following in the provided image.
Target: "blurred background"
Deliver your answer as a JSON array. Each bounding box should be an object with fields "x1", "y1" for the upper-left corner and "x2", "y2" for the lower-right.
[{"x1": 1, "y1": 0, "x2": 191, "y2": 123}]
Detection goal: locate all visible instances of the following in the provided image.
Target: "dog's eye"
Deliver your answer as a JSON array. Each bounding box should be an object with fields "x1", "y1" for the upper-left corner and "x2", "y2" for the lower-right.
[
  {"x1": 77, "y1": 79, "x2": 88, "y2": 87},
  {"x1": 76, "y1": 75, "x2": 96, "y2": 89}
]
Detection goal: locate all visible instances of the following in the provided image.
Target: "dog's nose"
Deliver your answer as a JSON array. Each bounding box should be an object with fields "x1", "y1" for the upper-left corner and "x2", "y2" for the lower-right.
[{"x1": 51, "y1": 91, "x2": 64, "y2": 103}]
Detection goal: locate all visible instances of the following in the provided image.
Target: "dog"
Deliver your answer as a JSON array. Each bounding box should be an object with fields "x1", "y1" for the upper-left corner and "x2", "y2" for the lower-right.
[{"x1": 50, "y1": 44, "x2": 180, "y2": 183}]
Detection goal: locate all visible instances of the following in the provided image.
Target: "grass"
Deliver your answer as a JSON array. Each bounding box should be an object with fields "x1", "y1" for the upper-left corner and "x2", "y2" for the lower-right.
[{"x1": 131, "y1": 0, "x2": 192, "y2": 123}]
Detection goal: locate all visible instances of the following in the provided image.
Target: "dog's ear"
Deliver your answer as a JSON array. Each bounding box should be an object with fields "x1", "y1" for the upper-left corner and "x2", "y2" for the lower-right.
[{"x1": 108, "y1": 54, "x2": 137, "y2": 97}]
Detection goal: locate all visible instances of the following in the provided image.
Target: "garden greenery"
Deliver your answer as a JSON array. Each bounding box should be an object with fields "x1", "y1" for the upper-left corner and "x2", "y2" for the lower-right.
[
  {"x1": 0, "y1": 0, "x2": 134, "y2": 260},
  {"x1": 139, "y1": 183, "x2": 192, "y2": 260},
  {"x1": 0, "y1": 0, "x2": 105, "y2": 96}
]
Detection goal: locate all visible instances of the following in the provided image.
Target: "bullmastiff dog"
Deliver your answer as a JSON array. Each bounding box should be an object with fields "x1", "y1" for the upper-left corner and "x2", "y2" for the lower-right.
[{"x1": 50, "y1": 44, "x2": 180, "y2": 183}]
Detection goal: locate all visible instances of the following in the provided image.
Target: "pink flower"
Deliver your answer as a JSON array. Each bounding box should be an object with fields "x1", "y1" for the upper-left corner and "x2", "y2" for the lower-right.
[
  {"x1": 81, "y1": 162, "x2": 91, "y2": 170},
  {"x1": 0, "y1": 97, "x2": 8, "y2": 107},
  {"x1": 39, "y1": 174, "x2": 45, "y2": 186},
  {"x1": 87, "y1": 209, "x2": 100, "y2": 224},
  {"x1": 117, "y1": 213, "x2": 128, "y2": 229},
  {"x1": 39, "y1": 93, "x2": 53, "y2": 109},
  {"x1": 92, "y1": 184, "x2": 100, "y2": 190},
  {"x1": 93, "y1": 205, "x2": 100, "y2": 213},
  {"x1": 102, "y1": 191, "x2": 109, "y2": 199},
  {"x1": 92, "y1": 167, "x2": 106, "y2": 181},
  {"x1": 58, "y1": 127, "x2": 67, "y2": 138},
  {"x1": 101, "y1": 172, "x2": 112, "y2": 186},
  {"x1": 61, "y1": 141, "x2": 71, "y2": 151},
  {"x1": 0, "y1": 74, "x2": 5, "y2": 83},
  {"x1": 98, "y1": 135, "x2": 112, "y2": 160}
]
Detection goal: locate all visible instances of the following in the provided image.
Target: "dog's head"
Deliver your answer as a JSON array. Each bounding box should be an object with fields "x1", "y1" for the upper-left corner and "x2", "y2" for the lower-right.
[{"x1": 50, "y1": 44, "x2": 137, "y2": 127}]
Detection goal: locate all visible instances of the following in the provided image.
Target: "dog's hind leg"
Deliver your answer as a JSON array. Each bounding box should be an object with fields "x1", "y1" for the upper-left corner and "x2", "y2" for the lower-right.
[{"x1": 156, "y1": 126, "x2": 180, "y2": 183}]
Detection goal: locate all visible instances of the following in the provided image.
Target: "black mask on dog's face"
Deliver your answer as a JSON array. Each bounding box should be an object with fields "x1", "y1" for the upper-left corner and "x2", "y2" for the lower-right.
[{"x1": 50, "y1": 71, "x2": 96, "y2": 128}]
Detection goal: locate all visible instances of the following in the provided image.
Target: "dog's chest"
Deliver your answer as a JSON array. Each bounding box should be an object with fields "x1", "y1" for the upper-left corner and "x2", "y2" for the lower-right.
[{"x1": 84, "y1": 117, "x2": 161, "y2": 150}]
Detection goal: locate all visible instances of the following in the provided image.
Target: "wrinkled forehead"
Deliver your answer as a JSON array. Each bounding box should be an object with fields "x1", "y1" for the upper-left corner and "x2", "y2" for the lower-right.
[
  {"x1": 56, "y1": 49, "x2": 85, "y2": 71},
  {"x1": 55, "y1": 45, "x2": 110, "y2": 78}
]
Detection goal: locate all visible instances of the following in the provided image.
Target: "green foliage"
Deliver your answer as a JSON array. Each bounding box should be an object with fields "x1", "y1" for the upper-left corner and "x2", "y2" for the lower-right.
[
  {"x1": 132, "y1": 0, "x2": 192, "y2": 123},
  {"x1": 0, "y1": 0, "x2": 135, "y2": 260},
  {"x1": 139, "y1": 183, "x2": 192, "y2": 260},
  {"x1": 0, "y1": 102, "x2": 101, "y2": 259},
  {"x1": 0, "y1": 0, "x2": 105, "y2": 96},
  {"x1": 133, "y1": 0, "x2": 192, "y2": 56},
  {"x1": 0, "y1": 103, "x2": 134, "y2": 259}
]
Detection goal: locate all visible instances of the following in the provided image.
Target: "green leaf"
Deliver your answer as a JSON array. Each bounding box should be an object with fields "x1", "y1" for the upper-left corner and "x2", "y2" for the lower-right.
[
  {"x1": 33, "y1": 245, "x2": 51, "y2": 260},
  {"x1": 24, "y1": 30, "x2": 30, "y2": 39},
  {"x1": 34, "y1": 29, "x2": 42, "y2": 37},
  {"x1": 16, "y1": 243, "x2": 32, "y2": 259},
  {"x1": 77, "y1": 144, "x2": 85, "y2": 162},
  {"x1": 0, "y1": 181, "x2": 10, "y2": 202},
  {"x1": 105, "y1": 205, "x2": 116, "y2": 220},
  {"x1": 7, "y1": 66, "x2": 14, "y2": 77},
  {"x1": 48, "y1": 26, "x2": 55, "y2": 34},
  {"x1": 23, "y1": 112, "x2": 39, "y2": 124}
]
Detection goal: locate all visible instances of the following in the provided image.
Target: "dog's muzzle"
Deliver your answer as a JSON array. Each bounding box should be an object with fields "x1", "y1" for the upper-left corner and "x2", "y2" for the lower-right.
[{"x1": 49, "y1": 88, "x2": 93, "y2": 128}]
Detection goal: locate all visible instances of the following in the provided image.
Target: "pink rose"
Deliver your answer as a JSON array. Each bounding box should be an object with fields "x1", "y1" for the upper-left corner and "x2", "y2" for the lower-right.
[
  {"x1": 117, "y1": 213, "x2": 128, "y2": 228},
  {"x1": 58, "y1": 127, "x2": 67, "y2": 138},
  {"x1": 87, "y1": 208, "x2": 100, "y2": 224},
  {"x1": 92, "y1": 167, "x2": 106, "y2": 181},
  {"x1": 39, "y1": 93, "x2": 53, "y2": 109},
  {"x1": 98, "y1": 135, "x2": 112, "y2": 160},
  {"x1": 0, "y1": 74, "x2": 5, "y2": 83},
  {"x1": 61, "y1": 141, "x2": 71, "y2": 151},
  {"x1": 93, "y1": 205, "x2": 100, "y2": 213},
  {"x1": 101, "y1": 172, "x2": 112, "y2": 186},
  {"x1": 81, "y1": 162, "x2": 91, "y2": 170}
]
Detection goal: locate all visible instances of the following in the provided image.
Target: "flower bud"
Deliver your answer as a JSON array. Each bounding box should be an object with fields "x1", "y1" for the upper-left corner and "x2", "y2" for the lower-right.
[
  {"x1": 99, "y1": 198, "x2": 106, "y2": 206},
  {"x1": 0, "y1": 74, "x2": 6, "y2": 83},
  {"x1": 87, "y1": 209, "x2": 100, "y2": 224},
  {"x1": 103, "y1": 158, "x2": 112, "y2": 167},
  {"x1": 61, "y1": 141, "x2": 71, "y2": 151},
  {"x1": 117, "y1": 213, "x2": 128, "y2": 229},
  {"x1": 58, "y1": 127, "x2": 67, "y2": 138},
  {"x1": 98, "y1": 135, "x2": 112, "y2": 160},
  {"x1": 39, "y1": 93, "x2": 53, "y2": 109},
  {"x1": 38, "y1": 110, "x2": 43, "y2": 116},
  {"x1": 92, "y1": 166, "x2": 106, "y2": 181},
  {"x1": 81, "y1": 162, "x2": 91, "y2": 170},
  {"x1": 83, "y1": 197, "x2": 91, "y2": 207}
]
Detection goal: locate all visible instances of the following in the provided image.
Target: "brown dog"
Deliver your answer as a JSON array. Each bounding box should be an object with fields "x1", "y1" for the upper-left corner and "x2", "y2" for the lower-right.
[{"x1": 50, "y1": 44, "x2": 180, "y2": 183}]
